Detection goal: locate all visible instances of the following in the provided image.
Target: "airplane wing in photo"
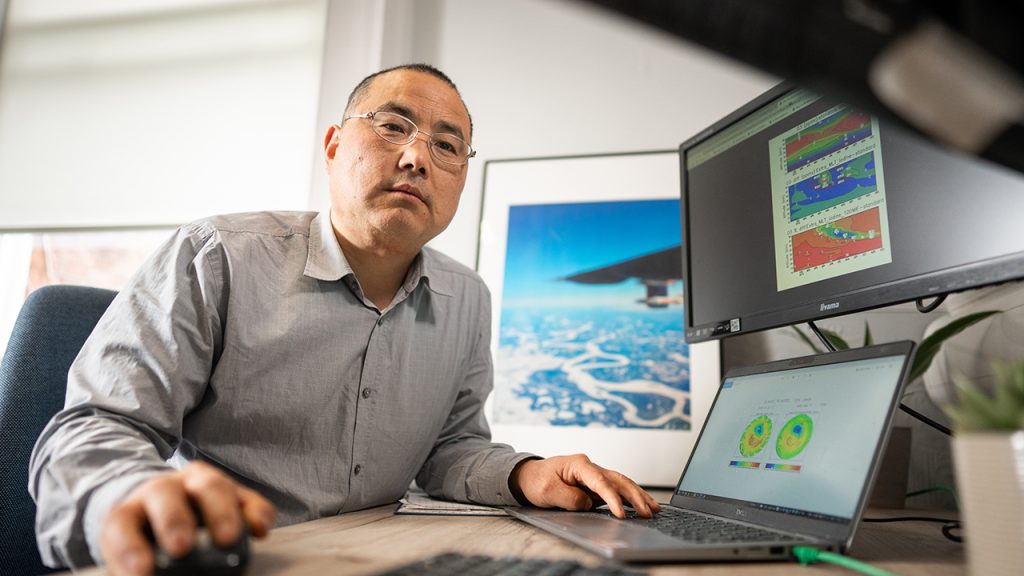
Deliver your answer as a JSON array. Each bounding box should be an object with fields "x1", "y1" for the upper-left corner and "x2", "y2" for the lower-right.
[{"x1": 561, "y1": 245, "x2": 683, "y2": 308}]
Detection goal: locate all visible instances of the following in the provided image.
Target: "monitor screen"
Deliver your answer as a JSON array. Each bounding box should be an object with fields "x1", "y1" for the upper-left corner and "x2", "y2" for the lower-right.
[
  {"x1": 681, "y1": 83, "x2": 1024, "y2": 342},
  {"x1": 677, "y1": 350, "x2": 908, "y2": 521}
]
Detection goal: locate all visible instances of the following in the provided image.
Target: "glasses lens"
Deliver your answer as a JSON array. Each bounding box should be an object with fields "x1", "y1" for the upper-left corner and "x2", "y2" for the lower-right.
[
  {"x1": 366, "y1": 111, "x2": 472, "y2": 165},
  {"x1": 430, "y1": 134, "x2": 471, "y2": 165},
  {"x1": 370, "y1": 112, "x2": 415, "y2": 144}
]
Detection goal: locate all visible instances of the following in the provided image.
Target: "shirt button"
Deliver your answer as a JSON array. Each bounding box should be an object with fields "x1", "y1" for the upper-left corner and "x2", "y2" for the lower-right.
[
  {"x1": 361, "y1": 388, "x2": 372, "y2": 399},
  {"x1": 377, "y1": 317, "x2": 384, "y2": 326},
  {"x1": 353, "y1": 464, "x2": 362, "y2": 476}
]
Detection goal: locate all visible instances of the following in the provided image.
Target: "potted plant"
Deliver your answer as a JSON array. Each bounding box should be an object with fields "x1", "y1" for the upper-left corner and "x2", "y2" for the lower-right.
[
  {"x1": 790, "y1": 312, "x2": 1000, "y2": 508},
  {"x1": 945, "y1": 361, "x2": 1024, "y2": 576}
]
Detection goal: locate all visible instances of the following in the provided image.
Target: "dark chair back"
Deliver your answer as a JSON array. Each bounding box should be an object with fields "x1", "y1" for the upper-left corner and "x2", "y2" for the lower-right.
[{"x1": 0, "y1": 285, "x2": 117, "y2": 576}]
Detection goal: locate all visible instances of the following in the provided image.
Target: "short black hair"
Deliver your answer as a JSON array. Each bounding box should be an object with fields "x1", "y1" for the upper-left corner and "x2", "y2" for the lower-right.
[{"x1": 344, "y1": 63, "x2": 473, "y2": 138}]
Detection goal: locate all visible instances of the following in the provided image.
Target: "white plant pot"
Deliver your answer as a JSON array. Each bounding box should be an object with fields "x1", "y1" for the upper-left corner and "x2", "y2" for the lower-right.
[{"x1": 952, "y1": 431, "x2": 1024, "y2": 576}]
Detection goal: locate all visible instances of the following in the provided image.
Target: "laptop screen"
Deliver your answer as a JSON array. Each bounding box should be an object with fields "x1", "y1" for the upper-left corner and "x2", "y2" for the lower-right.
[{"x1": 677, "y1": 351, "x2": 908, "y2": 522}]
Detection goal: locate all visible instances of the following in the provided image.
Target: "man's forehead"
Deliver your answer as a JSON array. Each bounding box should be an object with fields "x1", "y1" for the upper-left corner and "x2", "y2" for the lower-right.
[{"x1": 359, "y1": 70, "x2": 471, "y2": 136}]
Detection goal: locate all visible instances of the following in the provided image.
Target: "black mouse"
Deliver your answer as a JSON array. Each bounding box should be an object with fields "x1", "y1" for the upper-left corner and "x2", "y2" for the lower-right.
[{"x1": 150, "y1": 513, "x2": 250, "y2": 576}]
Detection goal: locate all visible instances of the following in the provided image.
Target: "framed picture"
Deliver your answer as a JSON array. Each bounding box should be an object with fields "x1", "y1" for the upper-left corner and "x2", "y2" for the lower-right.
[{"x1": 477, "y1": 151, "x2": 721, "y2": 487}]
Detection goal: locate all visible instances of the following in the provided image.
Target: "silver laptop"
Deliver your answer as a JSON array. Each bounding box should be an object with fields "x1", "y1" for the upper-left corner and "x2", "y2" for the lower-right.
[{"x1": 507, "y1": 341, "x2": 915, "y2": 562}]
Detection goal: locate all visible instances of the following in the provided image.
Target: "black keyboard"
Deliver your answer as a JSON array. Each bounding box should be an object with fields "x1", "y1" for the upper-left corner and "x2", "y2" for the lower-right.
[{"x1": 375, "y1": 552, "x2": 647, "y2": 576}]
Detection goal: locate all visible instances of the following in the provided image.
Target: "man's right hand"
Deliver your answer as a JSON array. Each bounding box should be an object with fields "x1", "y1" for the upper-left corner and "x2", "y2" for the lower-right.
[{"x1": 99, "y1": 461, "x2": 276, "y2": 576}]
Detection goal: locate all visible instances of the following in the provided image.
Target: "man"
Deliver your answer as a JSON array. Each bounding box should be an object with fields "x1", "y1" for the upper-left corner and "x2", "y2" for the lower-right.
[{"x1": 29, "y1": 64, "x2": 660, "y2": 576}]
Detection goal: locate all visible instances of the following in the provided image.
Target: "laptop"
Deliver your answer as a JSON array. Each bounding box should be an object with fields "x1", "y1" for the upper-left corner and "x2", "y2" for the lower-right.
[{"x1": 507, "y1": 341, "x2": 915, "y2": 562}]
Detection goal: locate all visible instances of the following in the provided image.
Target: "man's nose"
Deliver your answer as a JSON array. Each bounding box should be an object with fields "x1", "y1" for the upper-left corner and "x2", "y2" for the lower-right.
[{"x1": 399, "y1": 133, "x2": 430, "y2": 175}]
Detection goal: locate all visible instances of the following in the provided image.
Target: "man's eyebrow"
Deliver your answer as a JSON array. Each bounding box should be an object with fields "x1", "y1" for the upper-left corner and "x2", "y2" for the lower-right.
[
  {"x1": 434, "y1": 119, "x2": 466, "y2": 141},
  {"x1": 378, "y1": 101, "x2": 416, "y2": 120},
  {"x1": 377, "y1": 101, "x2": 467, "y2": 141}
]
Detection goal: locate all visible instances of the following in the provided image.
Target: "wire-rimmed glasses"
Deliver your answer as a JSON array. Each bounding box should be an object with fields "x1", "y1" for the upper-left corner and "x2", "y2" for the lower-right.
[{"x1": 343, "y1": 110, "x2": 476, "y2": 166}]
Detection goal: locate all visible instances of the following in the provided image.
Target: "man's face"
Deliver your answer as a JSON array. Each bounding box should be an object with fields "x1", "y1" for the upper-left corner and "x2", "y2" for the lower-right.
[{"x1": 324, "y1": 69, "x2": 472, "y2": 254}]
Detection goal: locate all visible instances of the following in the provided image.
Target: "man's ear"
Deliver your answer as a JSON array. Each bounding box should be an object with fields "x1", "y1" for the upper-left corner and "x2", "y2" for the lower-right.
[{"x1": 324, "y1": 124, "x2": 341, "y2": 169}]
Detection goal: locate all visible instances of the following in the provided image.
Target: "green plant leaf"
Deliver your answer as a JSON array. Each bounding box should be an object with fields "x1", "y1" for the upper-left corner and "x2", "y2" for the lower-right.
[
  {"x1": 863, "y1": 321, "x2": 873, "y2": 347},
  {"x1": 908, "y1": 310, "x2": 1001, "y2": 383},
  {"x1": 1001, "y1": 362, "x2": 1024, "y2": 404},
  {"x1": 790, "y1": 326, "x2": 823, "y2": 354},
  {"x1": 790, "y1": 325, "x2": 848, "y2": 351},
  {"x1": 994, "y1": 363, "x2": 1024, "y2": 425},
  {"x1": 820, "y1": 327, "x2": 849, "y2": 350},
  {"x1": 946, "y1": 375, "x2": 1002, "y2": 430},
  {"x1": 945, "y1": 362, "x2": 1024, "y2": 431}
]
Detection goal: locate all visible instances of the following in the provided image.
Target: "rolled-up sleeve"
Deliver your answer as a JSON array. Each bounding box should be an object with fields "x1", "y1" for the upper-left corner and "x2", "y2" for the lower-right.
[{"x1": 28, "y1": 222, "x2": 226, "y2": 568}]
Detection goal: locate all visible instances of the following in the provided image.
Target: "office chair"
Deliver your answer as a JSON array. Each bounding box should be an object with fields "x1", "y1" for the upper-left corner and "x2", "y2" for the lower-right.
[{"x1": 0, "y1": 285, "x2": 117, "y2": 576}]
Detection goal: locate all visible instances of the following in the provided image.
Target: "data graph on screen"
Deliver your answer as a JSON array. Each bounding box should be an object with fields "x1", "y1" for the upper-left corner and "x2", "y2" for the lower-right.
[
  {"x1": 792, "y1": 207, "x2": 884, "y2": 272},
  {"x1": 785, "y1": 108, "x2": 873, "y2": 172},
  {"x1": 788, "y1": 152, "x2": 877, "y2": 221},
  {"x1": 770, "y1": 105, "x2": 892, "y2": 291}
]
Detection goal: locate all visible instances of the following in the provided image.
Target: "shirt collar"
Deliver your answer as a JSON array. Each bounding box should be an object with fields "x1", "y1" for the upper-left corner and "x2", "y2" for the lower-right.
[
  {"x1": 411, "y1": 249, "x2": 454, "y2": 297},
  {"x1": 303, "y1": 211, "x2": 454, "y2": 298},
  {"x1": 304, "y1": 211, "x2": 353, "y2": 281}
]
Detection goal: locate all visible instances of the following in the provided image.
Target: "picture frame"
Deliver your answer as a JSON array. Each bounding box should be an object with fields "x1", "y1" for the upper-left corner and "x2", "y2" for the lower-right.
[{"x1": 476, "y1": 151, "x2": 721, "y2": 487}]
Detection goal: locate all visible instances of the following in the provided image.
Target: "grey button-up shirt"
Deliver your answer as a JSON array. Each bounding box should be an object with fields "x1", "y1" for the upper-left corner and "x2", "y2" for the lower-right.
[{"x1": 29, "y1": 211, "x2": 534, "y2": 568}]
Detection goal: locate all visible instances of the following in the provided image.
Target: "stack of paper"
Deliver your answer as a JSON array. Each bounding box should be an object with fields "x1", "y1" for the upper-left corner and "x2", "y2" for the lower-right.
[{"x1": 395, "y1": 488, "x2": 507, "y2": 516}]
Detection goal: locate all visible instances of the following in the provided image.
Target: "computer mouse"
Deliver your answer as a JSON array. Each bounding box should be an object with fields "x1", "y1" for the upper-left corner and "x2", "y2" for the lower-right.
[{"x1": 150, "y1": 514, "x2": 250, "y2": 576}]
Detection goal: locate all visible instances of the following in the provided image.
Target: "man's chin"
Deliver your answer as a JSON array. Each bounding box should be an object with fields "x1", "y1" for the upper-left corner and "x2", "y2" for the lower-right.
[{"x1": 370, "y1": 212, "x2": 436, "y2": 248}]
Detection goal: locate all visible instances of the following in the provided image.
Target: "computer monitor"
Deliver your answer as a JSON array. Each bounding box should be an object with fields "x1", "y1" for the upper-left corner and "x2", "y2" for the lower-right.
[{"x1": 681, "y1": 83, "x2": 1024, "y2": 343}]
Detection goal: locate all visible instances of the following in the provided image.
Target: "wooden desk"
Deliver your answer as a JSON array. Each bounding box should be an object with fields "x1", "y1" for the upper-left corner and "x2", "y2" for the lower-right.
[{"x1": 71, "y1": 496, "x2": 964, "y2": 575}]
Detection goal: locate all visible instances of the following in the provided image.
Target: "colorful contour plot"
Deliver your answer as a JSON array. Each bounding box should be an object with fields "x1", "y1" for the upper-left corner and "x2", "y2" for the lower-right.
[
  {"x1": 791, "y1": 207, "x2": 883, "y2": 272},
  {"x1": 776, "y1": 414, "x2": 814, "y2": 459},
  {"x1": 739, "y1": 415, "x2": 773, "y2": 458},
  {"x1": 788, "y1": 151, "x2": 877, "y2": 221},
  {"x1": 785, "y1": 108, "x2": 873, "y2": 172}
]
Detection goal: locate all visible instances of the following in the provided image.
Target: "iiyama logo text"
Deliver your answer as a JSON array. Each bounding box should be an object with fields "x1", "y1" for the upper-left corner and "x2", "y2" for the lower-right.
[{"x1": 820, "y1": 302, "x2": 840, "y2": 312}]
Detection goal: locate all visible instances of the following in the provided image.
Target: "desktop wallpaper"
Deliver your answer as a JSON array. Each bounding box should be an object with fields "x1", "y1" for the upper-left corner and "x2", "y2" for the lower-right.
[{"x1": 491, "y1": 198, "x2": 691, "y2": 430}]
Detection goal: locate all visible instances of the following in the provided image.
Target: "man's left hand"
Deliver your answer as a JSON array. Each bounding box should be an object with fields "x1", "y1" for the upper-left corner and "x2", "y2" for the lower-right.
[{"x1": 509, "y1": 454, "x2": 661, "y2": 518}]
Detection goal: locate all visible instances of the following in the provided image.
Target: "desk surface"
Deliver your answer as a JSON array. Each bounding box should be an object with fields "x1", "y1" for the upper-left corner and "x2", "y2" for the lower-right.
[{"x1": 71, "y1": 493, "x2": 964, "y2": 575}]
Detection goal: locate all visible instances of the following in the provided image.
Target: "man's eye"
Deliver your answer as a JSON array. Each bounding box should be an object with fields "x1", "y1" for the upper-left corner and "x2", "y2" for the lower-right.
[
  {"x1": 379, "y1": 122, "x2": 408, "y2": 134},
  {"x1": 434, "y1": 140, "x2": 457, "y2": 154}
]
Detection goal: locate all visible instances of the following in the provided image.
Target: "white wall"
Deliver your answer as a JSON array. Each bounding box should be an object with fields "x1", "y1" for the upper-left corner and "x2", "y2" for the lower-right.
[{"x1": 426, "y1": 0, "x2": 776, "y2": 267}]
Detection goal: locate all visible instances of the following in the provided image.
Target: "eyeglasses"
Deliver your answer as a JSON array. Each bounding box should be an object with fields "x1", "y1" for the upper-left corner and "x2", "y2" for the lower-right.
[{"x1": 343, "y1": 110, "x2": 476, "y2": 166}]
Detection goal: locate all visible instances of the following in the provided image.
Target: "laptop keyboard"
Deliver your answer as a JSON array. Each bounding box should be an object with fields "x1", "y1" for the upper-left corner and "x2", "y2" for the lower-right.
[
  {"x1": 602, "y1": 507, "x2": 803, "y2": 544},
  {"x1": 375, "y1": 553, "x2": 646, "y2": 576}
]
